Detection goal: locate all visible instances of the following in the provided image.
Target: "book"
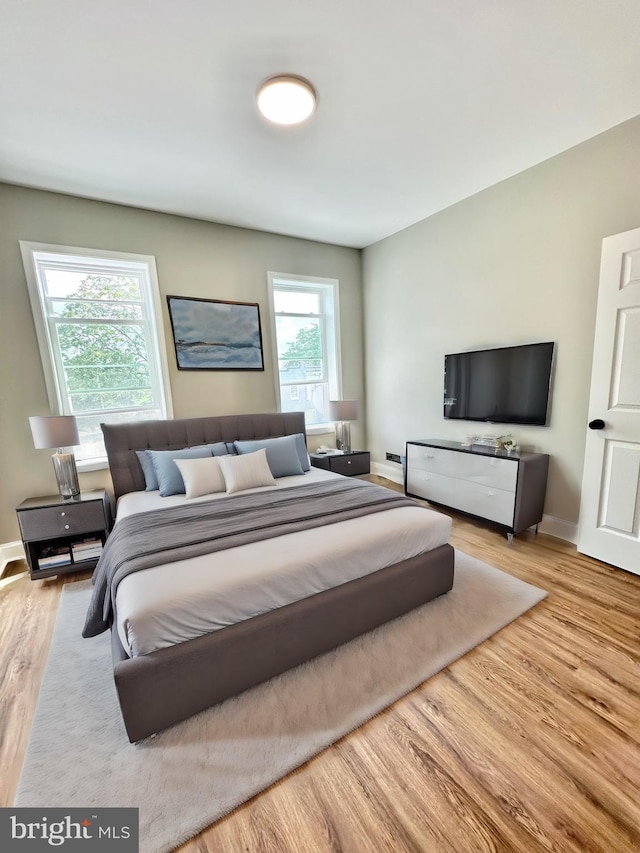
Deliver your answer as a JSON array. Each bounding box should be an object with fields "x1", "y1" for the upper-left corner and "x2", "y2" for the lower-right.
[
  {"x1": 72, "y1": 545, "x2": 102, "y2": 555},
  {"x1": 73, "y1": 550, "x2": 102, "y2": 562},
  {"x1": 72, "y1": 537, "x2": 101, "y2": 549},
  {"x1": 38, "y1": 552, "x2": 72, "y2": 568},
  {"x1": 71, "y1": 538, "x2": 103, "y2": 559}
]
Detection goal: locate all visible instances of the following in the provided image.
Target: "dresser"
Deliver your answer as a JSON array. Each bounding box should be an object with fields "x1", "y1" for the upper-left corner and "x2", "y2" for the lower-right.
[{"x1": 405, "y1": 440, "x2": 549, "y2": 541}]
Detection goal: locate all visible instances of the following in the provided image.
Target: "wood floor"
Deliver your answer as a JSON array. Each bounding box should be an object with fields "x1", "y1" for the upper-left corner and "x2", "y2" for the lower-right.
[{"x1": 1, "y1": 479, "x2": 639, "y2": 852}]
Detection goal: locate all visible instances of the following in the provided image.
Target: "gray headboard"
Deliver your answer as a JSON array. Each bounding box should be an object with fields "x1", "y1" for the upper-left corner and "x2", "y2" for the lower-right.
[{"x1": 102, "y1": 412, "x2": 307, "y2": 500}]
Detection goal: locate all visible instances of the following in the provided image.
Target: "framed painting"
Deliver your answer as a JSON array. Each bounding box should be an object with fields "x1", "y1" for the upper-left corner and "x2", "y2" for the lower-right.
[{"x1": 166, "y1": 296, "x2": 264, "y2": 371}]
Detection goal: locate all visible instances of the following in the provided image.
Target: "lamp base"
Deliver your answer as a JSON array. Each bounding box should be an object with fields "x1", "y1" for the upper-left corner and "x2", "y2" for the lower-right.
[
  {"x1": 52, "y1": 451, "x2": 80, "y2": 500},
  {"x1": 335, "y1": 421, "x2": 352, "y2": 453}
]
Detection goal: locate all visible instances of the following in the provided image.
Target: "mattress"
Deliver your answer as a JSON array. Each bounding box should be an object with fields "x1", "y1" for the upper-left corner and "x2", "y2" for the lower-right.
[{"x1": 114, "y1": 468, "x2": 452, "y2": 657}]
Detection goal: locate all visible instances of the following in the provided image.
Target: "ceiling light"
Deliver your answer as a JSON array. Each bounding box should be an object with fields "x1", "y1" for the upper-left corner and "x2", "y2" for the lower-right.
[{"x1": 256, "y1": 76, "x2": 317, "y2": 126}]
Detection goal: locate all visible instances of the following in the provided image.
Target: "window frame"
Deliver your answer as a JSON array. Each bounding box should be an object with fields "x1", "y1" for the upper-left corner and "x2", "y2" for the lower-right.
[
  {"x1": 20, "y1": 241, "x2": 173, "y2": 470},
  {"x1": 267, "y1": 271, "x2": 342, "y2": 433}
]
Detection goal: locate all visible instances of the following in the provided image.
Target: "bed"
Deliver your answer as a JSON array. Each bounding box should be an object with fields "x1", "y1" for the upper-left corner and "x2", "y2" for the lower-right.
[{"x1": 88, "y1": 412, "x2": 455, "y2": 742}]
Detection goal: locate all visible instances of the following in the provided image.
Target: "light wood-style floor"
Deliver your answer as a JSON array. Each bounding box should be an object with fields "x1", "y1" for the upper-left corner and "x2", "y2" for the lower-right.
[{"x1": 1, "y1": 478, "x2": 639, "y2": 853}]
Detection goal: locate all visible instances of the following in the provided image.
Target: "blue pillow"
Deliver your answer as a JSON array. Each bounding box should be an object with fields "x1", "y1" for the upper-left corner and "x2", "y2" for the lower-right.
[
  {"x1": 208, "y1": 442, "x2": 230, "y2": 457},
  {"x1": 292, "y1": 432, "x2": 311, "y2": 472},
  {"x1": 146, "y1": 446, "x2": 213, "y2": 496},
  {"x1": 136, "y1": 450, "x2": 159, "y2": 491},
  {"x1": 234, "y1": 434, "x2": 304, "y2": 478}
]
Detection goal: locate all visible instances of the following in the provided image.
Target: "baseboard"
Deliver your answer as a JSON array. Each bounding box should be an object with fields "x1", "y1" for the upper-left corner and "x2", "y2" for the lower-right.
[
  {"x1": 538, "y1": 515, "x2": 578, "y2": 544},
  {"x1": 371, "y1": 461, "x2": 404, "y2": 486},
  {"x1": 0, "y1": 540, "x2": 26, "y2": 579}
]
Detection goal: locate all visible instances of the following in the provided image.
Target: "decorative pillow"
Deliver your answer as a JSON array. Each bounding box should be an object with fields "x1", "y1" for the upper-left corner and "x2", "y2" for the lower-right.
[
  {"x1": 147, "y1": 445, "x2": 212, "y2": 497},
  {"x1": 136, "y1": 450, "x2": 159, "y2": 491},
  {"x1": 174, "y1": 456, "x2": 226, "y2": 499},
  {"x1": 292, "y1": 432, "x2": 311, "y2": 471},
  {"x1": 208, "y1": 442, "x2": 230, "y2": 457},
  {"x1": 217, "y1": 449, "x2": 276, "y2": 494},
  {"x1": 234, "y1": 434, "x2": 305, "y2": 478}
]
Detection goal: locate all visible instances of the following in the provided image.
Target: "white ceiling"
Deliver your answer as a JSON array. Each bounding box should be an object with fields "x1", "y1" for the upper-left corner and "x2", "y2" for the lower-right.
[{"x1": 2, "y1": 1, "x2": 640, "y2": 248}]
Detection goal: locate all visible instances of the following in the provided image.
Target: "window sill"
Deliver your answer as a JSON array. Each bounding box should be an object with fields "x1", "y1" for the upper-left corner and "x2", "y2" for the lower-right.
[
  {"x1": 306, "y1": 424, "x2": 335, "y2": 436},
  {"x1": 77, "y1": 458, "x2": 109, "y2": 473}
]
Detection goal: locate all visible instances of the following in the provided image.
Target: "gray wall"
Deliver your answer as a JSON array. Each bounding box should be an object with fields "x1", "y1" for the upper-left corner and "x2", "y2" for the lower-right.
[
  {"x1": 0, "y1": 184, "x2": 363, "y2": 543},
  {"x1": 363, "y1": 114, "x2": 640, "y2": 534}
]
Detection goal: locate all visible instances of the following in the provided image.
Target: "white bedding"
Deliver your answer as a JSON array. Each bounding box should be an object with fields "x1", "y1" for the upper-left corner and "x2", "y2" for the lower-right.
[{"x1": 114, "y1": 468, "x2": 451, "y2": 657}]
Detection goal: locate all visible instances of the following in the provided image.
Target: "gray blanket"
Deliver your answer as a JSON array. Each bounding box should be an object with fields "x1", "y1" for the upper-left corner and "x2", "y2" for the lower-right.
[{"x1": 83, "y1": 477, "x2": 418, "y2": 639}]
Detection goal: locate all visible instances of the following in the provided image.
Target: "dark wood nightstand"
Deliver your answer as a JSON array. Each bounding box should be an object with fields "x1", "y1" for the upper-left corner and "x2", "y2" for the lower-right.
[
  {"x1": 310, "y1": 450, "x2": 370, "y2": 476},
  {"x1": 16, "y1": 489, "x2": 112, "y2": 580}
]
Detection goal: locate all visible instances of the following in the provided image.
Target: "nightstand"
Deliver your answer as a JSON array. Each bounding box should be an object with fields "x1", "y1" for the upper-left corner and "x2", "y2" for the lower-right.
[
  {"x1": 16, "y1": 489, "x2": 112, "y2": 580},
  {"x1": 310, "y1": 450, "x2": 370, "y2": 476}
]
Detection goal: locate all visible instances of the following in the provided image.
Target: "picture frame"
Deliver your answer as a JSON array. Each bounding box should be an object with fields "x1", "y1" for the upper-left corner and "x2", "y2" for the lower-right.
[{"x1": 166, "y1": 296, "x2": 264, "y2": 371}]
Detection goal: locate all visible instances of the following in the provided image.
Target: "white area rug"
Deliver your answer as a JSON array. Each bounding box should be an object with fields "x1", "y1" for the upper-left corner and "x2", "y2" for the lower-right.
[{"x1": 15, "y1": 552, "x2": 546, "y2": 853}]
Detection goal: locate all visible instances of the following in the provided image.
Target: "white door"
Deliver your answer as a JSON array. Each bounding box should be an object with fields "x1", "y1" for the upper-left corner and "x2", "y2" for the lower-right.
[{"x1": 577, "y1": 226, "x2": 640, "y2": 575}]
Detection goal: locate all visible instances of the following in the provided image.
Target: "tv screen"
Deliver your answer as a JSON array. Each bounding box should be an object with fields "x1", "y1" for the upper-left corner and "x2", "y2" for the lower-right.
[{"x1": 444, "y1": 342, "x2": 554, "y2": 426}]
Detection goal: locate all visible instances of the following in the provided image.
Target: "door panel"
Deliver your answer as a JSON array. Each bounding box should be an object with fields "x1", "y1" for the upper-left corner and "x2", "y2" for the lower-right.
[
  {"x1": 610, "y1": 307, "x2": 640, "y2": 408},
  {"x1": 599, "y1": 442, "x2": 640, "y2": 535},
  {"x1": 578, "y1": 227, "x2": 640, "y2": 574}
]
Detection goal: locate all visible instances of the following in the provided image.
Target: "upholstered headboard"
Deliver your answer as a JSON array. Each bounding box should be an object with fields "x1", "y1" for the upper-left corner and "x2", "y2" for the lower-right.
[{"x1": 102, "y1": 412, "x2": 307, "y2": 500}]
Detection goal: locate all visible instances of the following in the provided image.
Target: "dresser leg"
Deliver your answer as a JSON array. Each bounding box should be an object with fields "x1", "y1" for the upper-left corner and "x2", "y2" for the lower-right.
[{"x1": 506, "y1": 532, "x2": 514, "y2": 546}]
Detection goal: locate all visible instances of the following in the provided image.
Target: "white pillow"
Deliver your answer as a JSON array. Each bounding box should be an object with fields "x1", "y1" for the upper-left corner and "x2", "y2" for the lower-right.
[
  {"x1": 174, "y1": 456, "x2": 226, "y2": 499},
  {"x1": 217, "y1": 448, "x2": 276, "y2": 494}
]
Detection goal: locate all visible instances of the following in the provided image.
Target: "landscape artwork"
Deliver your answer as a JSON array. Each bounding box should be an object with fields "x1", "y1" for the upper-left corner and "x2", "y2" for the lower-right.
[{"x1": 167, "y1": 296, "x2": 264, "y2": 370}]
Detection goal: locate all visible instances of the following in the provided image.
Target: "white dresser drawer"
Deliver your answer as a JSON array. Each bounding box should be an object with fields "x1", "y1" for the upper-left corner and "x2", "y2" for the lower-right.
[
  {"x1": 406, "y1": 469, "x2": 455, "y2": 505},
  {"x1": 453, "y1": 479, "x2": 515, "y2": 527},
  {"x1": 406, "y1": 444, "x2": 457, "y2": 475},
  {"x1": 454, "y1": 454, "x2": 518, "y2": 492}
]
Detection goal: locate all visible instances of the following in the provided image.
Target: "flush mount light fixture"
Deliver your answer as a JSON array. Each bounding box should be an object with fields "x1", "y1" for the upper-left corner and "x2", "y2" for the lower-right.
[{"x1": 256, "y1": 75, "x2": 317, "y2": 125}]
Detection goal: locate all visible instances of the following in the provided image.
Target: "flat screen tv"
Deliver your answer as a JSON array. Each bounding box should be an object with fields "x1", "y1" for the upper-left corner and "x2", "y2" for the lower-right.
[{"x1": 444, "y1": 342, "x2": 554, "y2": 426}]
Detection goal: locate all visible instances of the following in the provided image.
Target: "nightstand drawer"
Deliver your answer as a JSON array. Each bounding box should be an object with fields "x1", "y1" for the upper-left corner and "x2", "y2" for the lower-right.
[
  {"x1": 329, "y1": 453, "x2": 370, "y2": 476},
  {"x1": 18, "y1": 500, "x2": 107, "y2": 541}
]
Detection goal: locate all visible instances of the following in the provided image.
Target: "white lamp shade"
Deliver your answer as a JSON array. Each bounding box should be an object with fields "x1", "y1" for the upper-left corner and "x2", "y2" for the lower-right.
[
  {"x1": 329, "y1": 400, "x2": 358, "y2": 422},
  {"x1": 29, "y1": 415, "x2": 80, "y2": 449}
]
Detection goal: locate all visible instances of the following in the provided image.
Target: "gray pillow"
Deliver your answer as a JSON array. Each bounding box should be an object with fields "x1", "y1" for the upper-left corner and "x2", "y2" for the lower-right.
[
  {"x1": 234, "y1": 434, "x2": 305, "y2": 478},
  {"x1": 146, "y1": 445, "x2": 212, "y2": 496}
]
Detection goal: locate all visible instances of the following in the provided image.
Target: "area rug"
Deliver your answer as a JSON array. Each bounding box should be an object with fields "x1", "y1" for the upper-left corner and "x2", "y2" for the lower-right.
[{"x1": 15, "y1": 551, "x2": 546, "y2": 853}]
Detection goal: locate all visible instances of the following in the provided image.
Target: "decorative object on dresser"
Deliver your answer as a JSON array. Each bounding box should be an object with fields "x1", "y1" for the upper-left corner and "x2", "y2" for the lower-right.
[
  {"x1": 329, "y1": 399, "x2": 358, "y2": 452},
  {"x1": 405, "y1": 439, "x2": 549, "y2": 543},
  {"x1": 16, "y1": 489, "x2": 112, "y2": 580},
  {"x1": 310, "y1": 449, "x2": 370, "y2": 476},
  {"x1": 28, "y1": 415, "x2": 81, "y2": 499}
]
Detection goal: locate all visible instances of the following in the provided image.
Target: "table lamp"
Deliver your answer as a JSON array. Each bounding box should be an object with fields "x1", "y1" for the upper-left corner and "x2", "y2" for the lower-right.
[
  {"x1": 329, "y1": 400, "x2": 358, "y2": 452},
  {"x1": 29, "y1": 415, "x2": 81, "y2": 499}
]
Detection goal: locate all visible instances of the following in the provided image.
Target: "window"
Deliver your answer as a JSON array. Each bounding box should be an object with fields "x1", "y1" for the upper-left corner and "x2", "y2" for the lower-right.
[
  {"x1": 21, "y1": 243, "x2": 173, "y2": 468},
  {"x1": 267, "y1": 272, "x2": 341, "y2": 429}
]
